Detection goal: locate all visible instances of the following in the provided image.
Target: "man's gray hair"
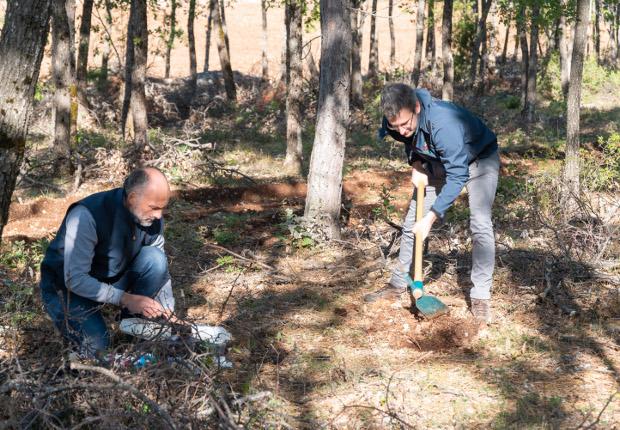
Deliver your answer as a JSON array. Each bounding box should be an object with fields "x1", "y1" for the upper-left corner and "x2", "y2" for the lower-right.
[
  {"x1": 123, "y1": 167, "x2": 162, "y2": 195},
  {"x1": 380, "y1": 83, "x2": 418, "y2": 119}
]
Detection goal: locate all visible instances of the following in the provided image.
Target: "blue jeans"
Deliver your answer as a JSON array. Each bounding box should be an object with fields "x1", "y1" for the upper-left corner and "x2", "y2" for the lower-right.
[
  {"x1": 40, "y1": 246, "x2": 170, "y2": 356},
  {"x1": 390, "y1": 151, "x2": 500, "y2": 300}
]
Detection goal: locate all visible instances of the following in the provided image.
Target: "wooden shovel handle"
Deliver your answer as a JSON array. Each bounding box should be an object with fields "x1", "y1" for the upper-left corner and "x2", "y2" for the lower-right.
[{"x1": 413, "y1": 181, "x2": 425, "y2": 283}]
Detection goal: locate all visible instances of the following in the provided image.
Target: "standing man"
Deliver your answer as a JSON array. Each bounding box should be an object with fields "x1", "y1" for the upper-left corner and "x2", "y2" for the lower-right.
[
  {"x1": 364, "y1": 83, "x2": 500, "y2": 323},
  {"x1": 40, "y1": 167, "x2": 176, "y2": 357}
]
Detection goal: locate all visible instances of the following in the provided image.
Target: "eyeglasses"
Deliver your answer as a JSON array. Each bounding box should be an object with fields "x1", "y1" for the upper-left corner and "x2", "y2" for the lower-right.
[{"x1": 386, "y1": 111, "x2": 415, "y2": 132}]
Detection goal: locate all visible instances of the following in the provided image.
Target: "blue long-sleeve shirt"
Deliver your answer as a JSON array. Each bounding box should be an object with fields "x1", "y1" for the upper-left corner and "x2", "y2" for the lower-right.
[
  {"x1": 379, "y1": 89, "x2": 498, "y2": 218},
  {"x1": 62, "y1": 205, "x2": 174, "y2": 309}
]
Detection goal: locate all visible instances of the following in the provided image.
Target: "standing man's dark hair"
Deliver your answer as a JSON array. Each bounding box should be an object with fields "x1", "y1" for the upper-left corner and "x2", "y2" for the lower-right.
[{"x1": 380, "y1": 83, "x2": 418, "y2": 120}]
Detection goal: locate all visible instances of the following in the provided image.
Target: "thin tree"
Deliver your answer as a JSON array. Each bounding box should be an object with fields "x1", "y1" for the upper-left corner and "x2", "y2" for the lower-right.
[
  {"x1": 165, "y1": 0, "x2": 177, "y2": 79},
  {"x1": 524, "y1": 2, "x2": 539, "y2": 122},
  {"x1": 500, "y1": 16, "x2": 510, "y2": 68},
  {"x1": 204, "y1": 0, "x2": 215, "y2": 72},
  {"x1": 469, "y1": 0, "x2": 492, "y2": 86},
  {"x1": 367, "y1": 0, "x2": 379, "y2": 79},
  {"x1": 212, "y1": 0, "x2": 236, "y2": 101},
  {"x1": 563, "y1": 0, "x2": 590, "y2": 207},
  {"x1": 516, "y1": 4, "x2": 529, "y2": 109},
  {"x1": 304, "y1": 0, "x2": 352, "y2": 240},
  {"x1": 350, "y1": 0, "x2": 366, "y2": 107},
  {"x1": 594, "y1": 0, "x2": 602, "y2": 63},
  {"x1": 0, "y1": 0, "x2": 52, "y2": 242},
  {"x1": 76, "y1": 0, "x2": 94, "y2": 95},
  {"x1": 284, "y1": 0, "x2": 303, "y2": 175},
  {"x1": 219, "y1": 0, "x2": 231, "y2": 53},
  {"x1": 442, "y1": 0, "x2": 454, "y2": 100},
  {"x1": 389, "y1": 0, "x2": 395, "y2": 66},
  {"x1": 261, "y1": 0, "x2": 269, "y2": 81},
  {"x1": 98, "y1": 0, "x2": 113, "y2": 88},
  {"x1": 411, "y1": 0, "x2": 426, "y2": 86},
  {"x1": 426, "y1": 0, "x2": 436, "y2": 72},
  {"x1": 51, "y1": 0, "x2": 77, "y2": 173},
  {"x1": 188, "y1": 0, "x2": 197, "y2": 91},
  {"x1": 559, "y1": 0, "x2": 572, "y2": 98},
  {"x1": 121, "y1": 0, "x2": 149, "y2": 153}
]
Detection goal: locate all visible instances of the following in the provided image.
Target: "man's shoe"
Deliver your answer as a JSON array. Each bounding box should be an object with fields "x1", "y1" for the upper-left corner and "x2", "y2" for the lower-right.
[
  {"x1": 471, "y1": 298, "x2": 492, "y2": 323},
  {"x1": 363, "y1": 284, "x2": 406, "y2": 303}
]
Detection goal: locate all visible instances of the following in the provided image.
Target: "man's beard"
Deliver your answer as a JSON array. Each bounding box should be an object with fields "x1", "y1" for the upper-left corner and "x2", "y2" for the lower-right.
[{"x1": 129, "y1": 208, "x2": 154, "y2": 227}]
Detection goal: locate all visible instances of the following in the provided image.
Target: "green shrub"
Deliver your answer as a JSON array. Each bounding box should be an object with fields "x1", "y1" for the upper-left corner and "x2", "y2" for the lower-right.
[{"x1": 580, "y1": 132, "x2": 620, "y2": 191}]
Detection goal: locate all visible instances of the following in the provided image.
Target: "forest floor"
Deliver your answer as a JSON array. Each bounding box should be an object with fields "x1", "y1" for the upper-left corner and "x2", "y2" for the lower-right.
[{"x1": 1, "y1": 62, "x2": 620, "y2": 428}]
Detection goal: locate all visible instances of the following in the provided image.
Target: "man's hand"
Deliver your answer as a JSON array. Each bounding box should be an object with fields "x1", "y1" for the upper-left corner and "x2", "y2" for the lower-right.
[
  {"x1": 412, "y1": 211, "x2": 437, "y2": 242},
  {"x1": 411, "y1": 162, "x2": 429, "y2": 188},
  {"x1": 120, "y1": 293, "x2": 166, "y2": 319}
]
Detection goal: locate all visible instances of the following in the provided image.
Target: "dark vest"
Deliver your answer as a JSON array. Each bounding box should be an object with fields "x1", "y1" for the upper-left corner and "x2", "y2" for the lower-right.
[{"x1": 40, "y1": 188, "x2": 163, "y2": 289}]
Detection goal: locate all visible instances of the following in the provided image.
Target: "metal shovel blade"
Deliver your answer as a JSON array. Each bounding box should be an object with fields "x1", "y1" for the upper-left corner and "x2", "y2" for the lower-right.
[{"x1": 415, "y1": 294, "x2": 449, "y2": 319}]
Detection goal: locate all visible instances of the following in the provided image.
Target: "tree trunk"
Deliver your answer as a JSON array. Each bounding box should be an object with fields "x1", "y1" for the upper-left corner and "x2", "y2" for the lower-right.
[
  {"x1": 367, "y1": 0, "x2": 379, "y2": 79},
  {"x1": 0, "y1": 0, "x2": 51, "y2": 242},
  {"x1": 350, "y1": 0, "x2": 365, "y2": 107},
  {"x1": 304, "y1": 0, "x2": 351, "y2": 240},
  {"x1": 441, "y1": 0, "x2": 454, "y2": 100},
  {"x1": 411, "y1": 0, "x2": 426, "y2": 86},
  {"x1": 500, "y1": 20, "x2": 510, "y2": 67},
  {"x1": 517, "y1": 6, "x2": 529, "y2": 109},
  {"x1": 98, "y1": 0, "x2": 112, "y2": 88},
  {"x1": 594, "y1": 0, "x2": 601, "y2": 63},
  {"x1": 52, "y1": 0, "x2": 77, "y2": 172},
  {"x1": 165, "y1": 0, "x2": 177, "y2": 79},
  {"x1": 261, "y1": 0, "x2": 268, "y2": 81},
  {"x1": 188, "y1": 0, "x2": 197, "y2": 91},
  {"x1": 524, "y1": 3, "x2": 539, "y2": 122},
  {"x1": 513, "y1": 30, "x2": 519, "y2": 61},
  {"x1": 213, "y1": 0, "x2": 236, "y2": 101},
  {"x1": 284, "y1": 1, "x2": 303, "y2": 175},
  {"x1": 389, "y1": 0, "x2": 395, "y2": 66},
  {"x1": 559, "y1": 6, "x2": 572, "y2": 98},
  {"x1": 204, "y1": 0, "x2": 214, "y2": 72},
  {"x1": 469, "y1": 0, "x2": 492, "y2": 86},
  {"x1": 219, "y1": 0, "x2": 230, "y2": 54},
  {"x1": 76, "y1": 0, "x2": 93, "y2": 94},
  {"x1": 280, "y1": 7, "x2": 288, "y2": 84},
  {"x1": 426, "y1": 0, "x2": 436, "y2": 71},
  {"x1": 122, "y1": 0, "x2": 148, "y2": 152},
  {"x1": 563, "y1": 0, "x2": 590, "y2": 207}
]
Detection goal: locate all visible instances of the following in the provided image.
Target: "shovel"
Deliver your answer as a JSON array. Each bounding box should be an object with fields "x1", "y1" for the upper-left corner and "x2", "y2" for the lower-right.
[{"x1": 404, "y1": 179, "x2": 449, "y2": 319}]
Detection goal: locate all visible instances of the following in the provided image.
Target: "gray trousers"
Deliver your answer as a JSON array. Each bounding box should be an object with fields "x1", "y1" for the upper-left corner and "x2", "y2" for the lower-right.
[{"x1": 390, "y1": 150, "x2": 500, "y2": 300}]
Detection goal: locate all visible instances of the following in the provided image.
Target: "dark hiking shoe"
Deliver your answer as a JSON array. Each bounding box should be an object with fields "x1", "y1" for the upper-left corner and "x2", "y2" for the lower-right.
[
  {"x1": 471, "y1": 298, "x2": 492, "y2": 323},
  {"x1": 363, "y1": 284, "x2": 406, "y2": 303}
]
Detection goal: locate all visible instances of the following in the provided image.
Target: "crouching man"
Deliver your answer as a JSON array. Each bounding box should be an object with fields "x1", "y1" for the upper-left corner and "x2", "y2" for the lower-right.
[{"x1": 40, "y1": 167, "x2": 175, "y2": 357}]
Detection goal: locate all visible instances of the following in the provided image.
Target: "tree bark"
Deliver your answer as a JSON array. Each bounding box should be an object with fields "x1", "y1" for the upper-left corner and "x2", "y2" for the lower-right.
[
  {"x1": 188, "y1": 0, "x2": 197, "y2": 91},
  {"x1": 559, "y1": 4, "x2": 572, "y2": 99},
  {"x1": 516, "y1": 6, "x2": 529, "y2": 109},
  {"x1": 442, "y1": 0, "x2": 454, "y2": 100},
  {"x1": 213, "y1": 0, "x2": 236, "y2": 101},
  {"x1": 304, "y1": 0, "x2": 351, "y2": 240},
  {"x1": 594, "y1": 0, "x2": 601, "y2": 63},
  {"x1": 426, "y1": 0, "x2": 436, "y2": 71},
  {"x1": 500, "y1": 18, "x2": 510, "y2": 75},
  {"x1": 261, "y1": 0, "x2": 269, "y2": 81},
  {"x1": 76, "y1": 0, "x2": 93, "y2": 94},
  {"x1": 0, "y1": 0, "x2": 51, "y2": 242},
  {"x1": 98, "y1": 0, "x2": 113, "y2": 88},
  {"x1": 563, "y1": 0, "x2": 591, "y2": 207},
  {"x1": 389, "y1": 0, "x2": 395, "y2": 66},
  {"x1": 411, "y1": 0, "x2": 426, "y2": 86},
  {"x1": 367, "y1": 0, "x2": 379, "y2": 79},
  {"x1": 469, "y1": 0, "x2": 492, "y2": 86},
  {"x1": 524, "y1": 2, "x2": 539, "y2": 122},
  {"x1": 52, "y1": 0, "x2": 77, "y2": 172},
  {"x1": 121, "y1": 0, "x2": 148, "y2": 152},
  {"x1": 513, "y1": 30, "x2": 519, "y2": 61},
  {"x1": 165, "y1": 0, "x2": 177, "y2": 79},
  {"x1": 284, "y1": 0, "x2": 303, "y2": 175},
  {"x1": 219, "y1": 0, "x2": 230, "y2": 54},
  {"x1": 204, "y1": 0, "x2": 214, "y2": 72},
  {"x1": 350, "y1": 0, "x2": 365, "y2": 107}
]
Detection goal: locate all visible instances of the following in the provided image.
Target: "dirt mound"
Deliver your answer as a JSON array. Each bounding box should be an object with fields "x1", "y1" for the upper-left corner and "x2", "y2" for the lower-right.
[{"x1": 409, "y1": 316, "x2": 481, "y2": 351}]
